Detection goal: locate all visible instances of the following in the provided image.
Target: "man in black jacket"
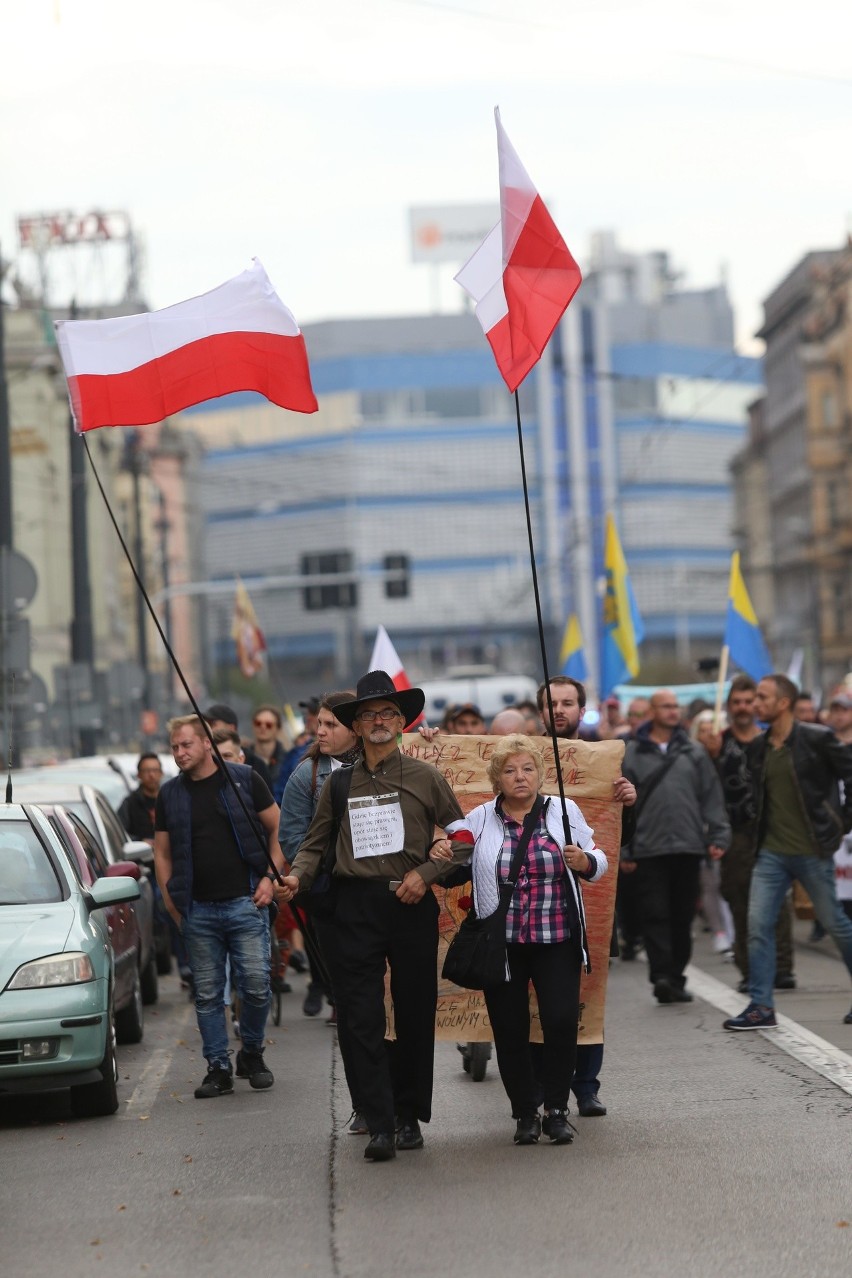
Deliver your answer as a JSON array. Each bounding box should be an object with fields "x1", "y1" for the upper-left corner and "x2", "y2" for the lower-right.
[
  {"x1": 118, "y1": 753, "x2": 163, "y2": 842},
  {"x1": 724, "y1": 674, "x2": 852, "y2": 1031}
]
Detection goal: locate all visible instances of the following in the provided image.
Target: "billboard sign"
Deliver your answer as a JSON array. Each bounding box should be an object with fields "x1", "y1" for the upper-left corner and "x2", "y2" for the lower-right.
[{"x1": 409, "y1": 203, "x2": 499, "y2": 265}]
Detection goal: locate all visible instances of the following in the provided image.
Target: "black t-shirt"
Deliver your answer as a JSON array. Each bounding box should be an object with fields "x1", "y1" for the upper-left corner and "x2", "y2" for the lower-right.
[
  {"x1": 119, "y1": 788, "x2": 157, "y2": 840},
  {"x1": 156, "y1": 770, "x2": 273, "y2": 902}
]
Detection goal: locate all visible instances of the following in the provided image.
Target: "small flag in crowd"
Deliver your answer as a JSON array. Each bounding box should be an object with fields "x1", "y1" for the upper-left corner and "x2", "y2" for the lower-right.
[
  {"x1": 724, "y1": 552, "x2": 772, "y2": 680},
  {"x1": 600, "y1": 514, "x2": 644, "y2": 696},
  {"x1": 54, "y1": 258, "x2": 318, "y2": 432},
  {"x1": 455, "y1": 108, "x2": 582, "y2": 393},
  {"x1": 368, "y1": 624, "x2": 424, "y2": 728},
  {"x1": 559, "y1": 614, "x2": 588, "y2": 682},
  {"x1": 232, "y1": 577, "x2": 267, "y2": 679}
]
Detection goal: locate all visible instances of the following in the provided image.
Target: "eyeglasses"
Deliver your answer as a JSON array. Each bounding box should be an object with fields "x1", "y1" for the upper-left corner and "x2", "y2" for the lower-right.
[
  {"x1": 357, "y1": 708, "x2": 401, "y2": 722},
  {"x1": 254, "y1": 719, "x2": 277, "y2": 728}
]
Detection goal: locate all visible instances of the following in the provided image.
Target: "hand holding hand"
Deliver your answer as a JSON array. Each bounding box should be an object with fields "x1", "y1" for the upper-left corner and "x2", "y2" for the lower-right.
[{"x1": 275, "y1": 874, "x2": 300, "y2": 902}]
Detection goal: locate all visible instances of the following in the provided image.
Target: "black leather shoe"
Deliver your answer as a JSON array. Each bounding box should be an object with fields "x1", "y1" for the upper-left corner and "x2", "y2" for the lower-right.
[
  {"x1": 364, "y1": 1132, "x2": 396, "y2": 1161},
  {"x1": 844, "y1": 1006, "x2": 852, "y2": 1025},
  {"x1": 671, "y1": 986, "x2": 693, "y2": 1003},
  {"x1": 513, "y1": 1114, "x2": 541, "y2": 1145},
  {"x1": 774, "y1": 974, "x2": 796, "y2": 990},
  {"x1": 653, "y1": 978, "x2": 675, "y2": 1004},
  {"x1": 577, "y1": 1094, "x2": 607, "y2": 1117},
  {"x1": 542, "y1": 1109, "x2": 576, "y2": 1144},
  {"x1": 395, "y1": 1120, "x2": 424, "y2": 1151},
  {"x1": 737, "y1": 977, "x2": 749, "y2": 994}
]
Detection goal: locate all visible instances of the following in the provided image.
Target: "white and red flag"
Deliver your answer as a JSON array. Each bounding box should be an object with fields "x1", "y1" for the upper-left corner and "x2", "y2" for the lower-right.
[
  {"x1": 368, "y1": 624, "x2": 424, "y2": 728},
  {"x1": 55, "y1": 258, "x2": 318, "y2": 432},
  {"x1": 455, "y1": 108, "x2": 582, "y2": 393}
]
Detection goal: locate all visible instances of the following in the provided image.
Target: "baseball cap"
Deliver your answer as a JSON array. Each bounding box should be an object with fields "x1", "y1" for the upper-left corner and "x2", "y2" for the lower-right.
[
  {"x1": 206, "y1": 703, "x2": 238, "y2": 728},
  {"x1": 830, "y1": 692, "x2": 852, "y2": 709},
  {"x1": 449, "y1": 702, "x2": 484, "y2": 720}
]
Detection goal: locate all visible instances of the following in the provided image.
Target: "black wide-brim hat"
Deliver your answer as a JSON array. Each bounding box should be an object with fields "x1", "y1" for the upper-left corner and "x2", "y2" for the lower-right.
[{"x1": 334, "y1": 669, "x2": 425, "y2": 729}]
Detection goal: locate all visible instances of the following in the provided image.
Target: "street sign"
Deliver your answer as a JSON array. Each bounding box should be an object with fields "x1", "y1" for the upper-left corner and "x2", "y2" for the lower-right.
[
  {"x1": 0, "y1": 617, "x2": 30, "y2": 672},
  {"x1": 0, "y1": 548, "x2": 38, "y2": 613}
]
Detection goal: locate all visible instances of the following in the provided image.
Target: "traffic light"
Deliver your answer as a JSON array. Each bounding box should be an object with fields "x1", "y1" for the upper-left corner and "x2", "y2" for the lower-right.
[
  {"x1": 301, "y1": 552, "x2": 357, "y2": 610},
  {"x1": 383, "y1": 554, "x2": 410, "y2": 599}
]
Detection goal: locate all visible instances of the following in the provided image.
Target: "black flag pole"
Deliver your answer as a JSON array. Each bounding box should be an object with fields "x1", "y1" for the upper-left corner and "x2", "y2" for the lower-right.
[
  {"x1": 80, "y1": 434, "x2": 332, "y2": 984},
  {"x1": 513, "y1": 389, "x2": 575, "y2": 845}
]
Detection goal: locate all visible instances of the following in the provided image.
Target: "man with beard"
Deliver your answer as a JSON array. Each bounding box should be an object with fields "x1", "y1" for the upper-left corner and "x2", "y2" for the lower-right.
[
  {"x1": 705, "y1": 675, "x2": 795, "y2": 993},
  {"x1": 278, "y1": 671, "x2": 463, "y2": 1162},
  {"x1": 536, "y1": 675, "x2": 636, "y2": 1117}
]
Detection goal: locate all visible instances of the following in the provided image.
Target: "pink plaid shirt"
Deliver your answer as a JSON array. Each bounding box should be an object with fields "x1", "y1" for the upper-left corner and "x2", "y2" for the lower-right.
[{"x1": 497, "y1": 803, "x2": 577, "y2": 944}]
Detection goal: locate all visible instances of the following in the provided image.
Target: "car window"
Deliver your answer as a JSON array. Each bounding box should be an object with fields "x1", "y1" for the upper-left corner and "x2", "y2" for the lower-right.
[
  {"x1": 0, "y1": 822, "x2": 63, "y2": 905},
  {"x1": 97, "y1": 795, "x2": 130, "y2": 852},
  {"x1": 47, "y1": 816, "x2": 90, "y2": 887},
  {"x1": 68, "y1": 813, "x2": 110, "y2": 880}
]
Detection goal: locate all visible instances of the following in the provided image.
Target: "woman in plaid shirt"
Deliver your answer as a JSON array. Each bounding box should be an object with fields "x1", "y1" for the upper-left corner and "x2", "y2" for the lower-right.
[{"x1": 435, "y1": 733, "x2": 607, "y2": 1147}]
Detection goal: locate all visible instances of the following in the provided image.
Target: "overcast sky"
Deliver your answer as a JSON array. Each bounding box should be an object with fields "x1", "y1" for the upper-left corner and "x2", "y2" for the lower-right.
[{"x1": 2, "y1": 0, "x2": 849, "y2": 352}]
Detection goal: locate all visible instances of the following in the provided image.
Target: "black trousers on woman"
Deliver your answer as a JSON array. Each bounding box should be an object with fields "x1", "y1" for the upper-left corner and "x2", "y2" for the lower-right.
[{"x1": 483, "y1": 939, "x2": 582, "y2": 1119}]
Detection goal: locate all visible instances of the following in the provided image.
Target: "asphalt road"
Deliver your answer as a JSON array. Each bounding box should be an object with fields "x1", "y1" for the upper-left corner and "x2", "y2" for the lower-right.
[{"x1": 3, "y1": 922, "x2": 852, "y2": 1278}]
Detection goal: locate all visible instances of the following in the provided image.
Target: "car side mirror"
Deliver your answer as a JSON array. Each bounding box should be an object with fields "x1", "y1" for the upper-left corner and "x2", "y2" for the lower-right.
[
  {"x1": 108, "y1": 860, "x2": 141, "y2": 882},
  {"x1": 87, "y1": 876, "x2": 141, "y2": 910},
  {"x1": 122, "y1": 839, "x2": 155, "y2": 868}
]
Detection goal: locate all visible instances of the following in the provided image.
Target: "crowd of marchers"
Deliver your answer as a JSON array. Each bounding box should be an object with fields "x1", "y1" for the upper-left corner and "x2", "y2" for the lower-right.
[{"x1": 107, "y1": 667, "x2": 852, "y2": 1160}]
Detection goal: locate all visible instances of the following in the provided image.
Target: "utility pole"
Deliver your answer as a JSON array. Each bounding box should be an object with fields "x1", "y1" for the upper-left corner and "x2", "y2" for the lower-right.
[
  {"x1": 0, "y1": 245, "x2": 13, "y2": 551},
  {"x1": 68, "y1": 300, "x2": 98, "y2": 755},
  {"x1": 154, "y1": 484, "x2": 174, "y2": 703},
  {"x1": 128, "y1": 431, "x2": 151, "y2": 715}
]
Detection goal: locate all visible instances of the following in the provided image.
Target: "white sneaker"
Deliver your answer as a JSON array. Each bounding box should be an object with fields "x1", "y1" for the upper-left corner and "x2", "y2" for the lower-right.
[{"x1": 713, "y1": 932, "x2": 733, "y2": 955}]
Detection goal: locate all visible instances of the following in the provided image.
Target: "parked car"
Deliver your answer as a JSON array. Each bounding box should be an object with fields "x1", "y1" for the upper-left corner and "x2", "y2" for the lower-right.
[
  {"x1": 40, "y1": 804, "x2": 146, "y2": 1044},
  {"x1": 13, "y1": 763, "x2": 175, "y2": 975},
  {"x1": 9, "y1": 782, "x2": 159, "y2": 1005},
  {"x1": 0, "y1": 801, "x2": 140, "y2": 1116}
]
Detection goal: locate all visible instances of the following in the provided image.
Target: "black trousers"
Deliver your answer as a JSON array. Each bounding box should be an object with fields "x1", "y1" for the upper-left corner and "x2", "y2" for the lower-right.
[
  {"x1": 633, "y1": 854, "x2": 701, "y2": 986},
  {"x1": 332, "y1": 881, "x2": 439, "y2": 1136},
  {"x1": 484, "y1": 940, "x2": 582, "y2": 1119},
  {"x1": 312, "y1": 915, "x2": 361, "y2": 1112}
]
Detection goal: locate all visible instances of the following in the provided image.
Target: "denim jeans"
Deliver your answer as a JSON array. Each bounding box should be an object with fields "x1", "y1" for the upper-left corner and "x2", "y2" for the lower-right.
[
  {"x1": 183, "y1": 897, "x2": 270, "y2": 1066},
  {"x1": 748, "y1": 849, "x2": 852, "y2": 1008}
]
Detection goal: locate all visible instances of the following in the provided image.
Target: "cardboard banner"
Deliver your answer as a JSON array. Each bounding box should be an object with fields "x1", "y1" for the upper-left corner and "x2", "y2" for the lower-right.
[{"x1": 388, "y1": 734, "x2": 625, "y2": 1044}]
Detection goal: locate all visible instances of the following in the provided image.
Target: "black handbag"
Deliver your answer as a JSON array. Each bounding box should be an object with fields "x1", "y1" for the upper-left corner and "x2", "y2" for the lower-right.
[{"x1": 441, "y1": 797, "x2": 544, "y2": 991}]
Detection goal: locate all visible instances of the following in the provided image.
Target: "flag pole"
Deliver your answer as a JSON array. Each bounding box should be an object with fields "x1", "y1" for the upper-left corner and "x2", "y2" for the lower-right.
[
  {"x1": 513, "y1": 390, "x2": 574, "y2": 843},
  {"x1": 713, "y1": 644, "x2": 729, "y2": 732},
  {"x1": 79, "y1": 435, "x2": 332, "y2": 985}
]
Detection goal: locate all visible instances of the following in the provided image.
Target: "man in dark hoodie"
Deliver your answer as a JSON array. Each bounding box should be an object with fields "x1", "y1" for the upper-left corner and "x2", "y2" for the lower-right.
[{"x1": 622, "y1": 689, "x2": 730, "y2": 1005}]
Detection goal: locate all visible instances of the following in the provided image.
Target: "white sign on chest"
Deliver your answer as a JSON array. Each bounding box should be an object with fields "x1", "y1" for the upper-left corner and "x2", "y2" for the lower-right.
[{"x1": 348, "y1": 793, "x2": 405, "y2": 859}]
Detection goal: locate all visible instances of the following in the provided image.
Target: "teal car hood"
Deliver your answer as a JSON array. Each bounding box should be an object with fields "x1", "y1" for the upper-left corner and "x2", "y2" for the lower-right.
[{"x1": 0, "y1": 903, "x2": 79, "y2": 987}]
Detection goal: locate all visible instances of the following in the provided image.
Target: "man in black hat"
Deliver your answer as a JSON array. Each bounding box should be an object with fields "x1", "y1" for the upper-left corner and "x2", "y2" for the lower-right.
[{"x1": 278, "y1": 670, "x2": 463, "y2": 1162}]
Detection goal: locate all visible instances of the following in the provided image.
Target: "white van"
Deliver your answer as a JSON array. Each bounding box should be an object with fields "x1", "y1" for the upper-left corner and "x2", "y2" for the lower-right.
[{"x1": 419, "y1": 667, "x2": 539, "y2": 725}]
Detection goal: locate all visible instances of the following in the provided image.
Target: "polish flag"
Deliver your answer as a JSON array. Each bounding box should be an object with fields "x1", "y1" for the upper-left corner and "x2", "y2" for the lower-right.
[
  {"x1": 455, "y1": 109, "x2": 582, "y2": 393},
  {"x1": 54, "y1": 258, "x2": 318, "y2": 432},
  {"x1": 368, "y1": 624, "x2": 424, "y2": 728}
]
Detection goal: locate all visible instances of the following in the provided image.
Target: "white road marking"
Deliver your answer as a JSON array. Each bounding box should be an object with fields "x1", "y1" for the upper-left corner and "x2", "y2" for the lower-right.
[
  {"x1": 687, "y1": 964, "x2": 852, "y2": 1097},
  {"x1": 122, "y1": 1003, "x2": 193, "y2": 1118}
]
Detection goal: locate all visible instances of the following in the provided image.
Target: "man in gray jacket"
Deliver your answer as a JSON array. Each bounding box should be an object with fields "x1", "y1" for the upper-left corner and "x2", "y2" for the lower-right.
[{"x1": 623, "y1": 689, "x2": 730, "y2": 1004}]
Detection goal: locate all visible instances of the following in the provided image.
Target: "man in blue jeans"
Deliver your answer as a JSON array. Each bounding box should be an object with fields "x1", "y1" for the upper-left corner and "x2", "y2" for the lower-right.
[
  {"x1": 154, "y1": 715, "x2": 286, "y2": 1097},
  {"x1": 724, "y1": 674, "x2": 852, "y2": 1031}
]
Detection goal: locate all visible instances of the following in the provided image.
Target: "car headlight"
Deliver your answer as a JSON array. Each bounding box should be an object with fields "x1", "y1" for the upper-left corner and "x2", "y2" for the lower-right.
[{"x1": 6, "y1": 952, "x2": 96, "y2": 990}]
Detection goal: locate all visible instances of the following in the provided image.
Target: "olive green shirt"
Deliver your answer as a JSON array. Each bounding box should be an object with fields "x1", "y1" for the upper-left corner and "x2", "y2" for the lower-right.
[
  {"x1": 763, "y1": 743, "x2": 815, "y2": 857},
  {"x1": 289, "y1": 748, "x2": 463, "y2": 888}
]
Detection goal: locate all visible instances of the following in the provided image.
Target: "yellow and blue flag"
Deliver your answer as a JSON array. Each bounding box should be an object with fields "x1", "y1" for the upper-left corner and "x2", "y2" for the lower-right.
[
  {"x1": 600, "y1": 514, "x2": 644, "y2": 696},
  {"x1": 724, "y1": 552, "x2": 771, "y2": 680},
  {"x1": 559, "y1": 613, "x2": 588, "y2": 682}
]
